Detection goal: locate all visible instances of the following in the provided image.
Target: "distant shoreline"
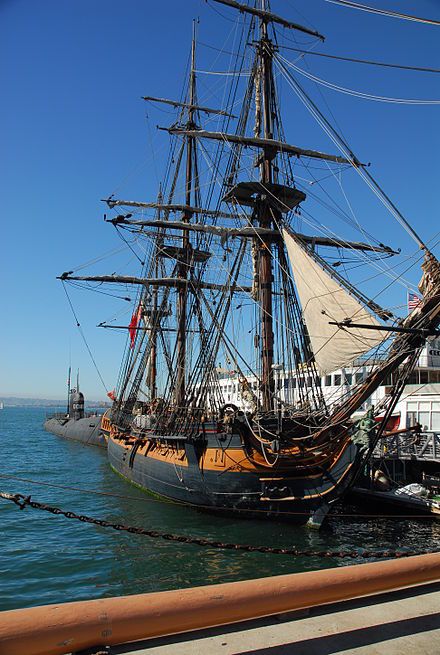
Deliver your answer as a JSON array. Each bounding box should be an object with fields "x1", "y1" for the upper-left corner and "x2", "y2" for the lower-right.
[{"x1": 0, "y1": 397, "x2": 110, "y2": 408}]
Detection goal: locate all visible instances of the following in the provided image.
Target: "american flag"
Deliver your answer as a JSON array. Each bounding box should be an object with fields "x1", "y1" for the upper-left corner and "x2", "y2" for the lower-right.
[{"x1": 407, "y1": 292, "x2": 421, "y2": 312}]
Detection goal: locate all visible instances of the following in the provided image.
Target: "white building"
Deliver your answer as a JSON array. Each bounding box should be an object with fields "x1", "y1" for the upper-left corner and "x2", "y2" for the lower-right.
[{"x1": 214, "y1": 338, "x2": 440, "y2": 432}]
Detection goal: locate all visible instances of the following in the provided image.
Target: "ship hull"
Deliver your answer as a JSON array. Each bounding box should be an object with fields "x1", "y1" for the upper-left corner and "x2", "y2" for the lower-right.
[
  {"x1": 44, "y1": 416, "x2": 106, "y2": 448},
  {"x1": 107, "y1": 430, "x2": 361, "y2": 522}
]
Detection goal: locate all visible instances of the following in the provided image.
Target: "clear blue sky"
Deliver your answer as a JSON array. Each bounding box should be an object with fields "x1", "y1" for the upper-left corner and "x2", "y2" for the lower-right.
[{"x1": 2, "y1": 0, "x2": 439, "y2": 400}]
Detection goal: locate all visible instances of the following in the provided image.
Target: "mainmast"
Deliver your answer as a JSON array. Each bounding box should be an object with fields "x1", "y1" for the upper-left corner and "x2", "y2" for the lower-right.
[
  {"x1": 209, "y1": 0, "x2": 324, "y2": 413},
  {"x1": 257, "y1": 3, "x2": 276, "y2": 412},
  {"x1": 176, "y1": 20, "x2": 197, "y2": 407}
]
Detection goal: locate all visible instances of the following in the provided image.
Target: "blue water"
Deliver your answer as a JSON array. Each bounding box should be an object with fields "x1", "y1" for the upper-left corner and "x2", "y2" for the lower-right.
[{"x1": 1, "y1": 406, "x2": 439, "y2": 611}]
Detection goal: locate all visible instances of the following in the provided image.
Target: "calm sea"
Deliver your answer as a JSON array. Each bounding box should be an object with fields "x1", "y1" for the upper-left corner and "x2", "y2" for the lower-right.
[{"x1": 1, "y1": 406, "x2": 439, "y2": 611}]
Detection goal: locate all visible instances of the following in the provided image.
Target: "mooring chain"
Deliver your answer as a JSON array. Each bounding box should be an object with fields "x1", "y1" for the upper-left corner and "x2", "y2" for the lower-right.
[{"x1": 0, "y1": 491, "x2": 435, "y2": 559}]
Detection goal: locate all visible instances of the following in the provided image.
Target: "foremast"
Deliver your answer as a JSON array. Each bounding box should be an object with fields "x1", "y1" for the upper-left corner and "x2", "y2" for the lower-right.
[
  {"x1": 148, "y1": 188, "x2": 163, "y2": 402},
  {"x1": 176, "y1": 20, "x2": 197, "y2": 408}
]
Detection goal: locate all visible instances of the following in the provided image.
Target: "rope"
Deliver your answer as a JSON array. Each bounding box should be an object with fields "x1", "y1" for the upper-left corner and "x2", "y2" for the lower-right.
[
  {"x1": 280, "y1": 45, "x2": 440, "y2": 75},
  {"x1": 62, "y1": 282, "x2": 109, "y2": 394},
  {"x1": 1, "y1": 491, "x2": 436, "y2": 559},
  {"x1": 273, "y1": 52, "x2": 429, "y2": 250},
  {"x1": 195, "y1": 91, "x2": 419, "y2": 299},
  {"x1": 324, "y1": 0, "x2": 440, "y2": 26},
  {"x1": 195, "y1": 69, "x2": 251, "y2": 77},
  {"x1": 279, "y1": 56, "x2": 440, "y2": 105}
]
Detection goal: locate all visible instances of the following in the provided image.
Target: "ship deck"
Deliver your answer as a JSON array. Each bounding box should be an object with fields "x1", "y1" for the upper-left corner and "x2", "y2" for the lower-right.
[{"x1": 114, "y1": 582, "x2": 440, "y2": 655}]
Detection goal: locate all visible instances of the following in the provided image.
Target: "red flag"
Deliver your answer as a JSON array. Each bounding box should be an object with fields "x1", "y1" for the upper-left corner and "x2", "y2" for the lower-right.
[
  {"x1": 129, "y1": 303, "x2": 143, "y2": 348},
  {"x1": 107, "y1": 389, "x2": 116, "y2": 401}
]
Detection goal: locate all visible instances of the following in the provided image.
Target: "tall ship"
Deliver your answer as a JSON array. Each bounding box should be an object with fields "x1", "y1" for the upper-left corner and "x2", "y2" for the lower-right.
[{"x1": 60, "y1": 0, "x2": 440, "y2": 524}]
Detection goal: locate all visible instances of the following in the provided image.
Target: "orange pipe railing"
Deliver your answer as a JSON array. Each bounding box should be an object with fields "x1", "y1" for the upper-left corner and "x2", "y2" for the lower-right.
[{"x1": 0, "y1": 552, "x2": 439, "y2": 655}]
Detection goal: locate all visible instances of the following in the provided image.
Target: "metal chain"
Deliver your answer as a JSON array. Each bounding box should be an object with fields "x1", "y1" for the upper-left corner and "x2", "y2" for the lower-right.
[{"x1": 1, "y1": 491, "x2": 436, "y2": 559}]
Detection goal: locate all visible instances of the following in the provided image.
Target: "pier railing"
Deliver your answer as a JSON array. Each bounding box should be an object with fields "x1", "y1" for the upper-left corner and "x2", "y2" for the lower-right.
[
  {"x1": 0, "y1": 553, "x2": 439, "y2": 655},
  {"x1": 375, "y1": 431, "x2": 440, "y2": 462}
]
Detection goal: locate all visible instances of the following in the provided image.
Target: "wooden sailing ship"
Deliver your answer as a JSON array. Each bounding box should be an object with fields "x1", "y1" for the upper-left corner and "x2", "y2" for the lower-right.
[{"x1": 60, "y1": 0, "x2": 440, "y2": 524}]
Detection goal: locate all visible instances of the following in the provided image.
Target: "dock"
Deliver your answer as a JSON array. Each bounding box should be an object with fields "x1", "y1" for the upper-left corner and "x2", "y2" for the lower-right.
[
  {"x1": 115, "y1": 583, "x2": 440, "y2": 655},
  {"x1": 1, "y1": 553, "x2": 439, "y2": 655}
]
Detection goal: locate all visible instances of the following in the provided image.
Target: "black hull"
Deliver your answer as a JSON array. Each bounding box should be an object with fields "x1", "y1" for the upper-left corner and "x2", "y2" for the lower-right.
[
  {"x1": 44, "y1": 416, "x2": 106, "y2": 448},
  {"x1": 107, "y1": 433, "x2": 361, "y2": 523}
]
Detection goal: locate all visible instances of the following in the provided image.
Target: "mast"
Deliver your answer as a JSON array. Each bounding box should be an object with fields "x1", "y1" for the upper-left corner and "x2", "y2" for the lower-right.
[
  {"x1": 258, "y1": 1, "x2": 276, "y2": 412},
  {"x1": 149, "y1": 190, "x2": 162, "y2": 402},
  {"x1": 175, "y1": 20, "x2": 197, "y2": 407},
  {"x1": 67, "y1": 365, "x2": 71, "y2": 415}
]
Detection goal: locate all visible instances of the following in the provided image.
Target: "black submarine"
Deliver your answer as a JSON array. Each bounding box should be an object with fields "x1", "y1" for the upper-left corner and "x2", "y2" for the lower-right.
[{"x1": 44, "y1": 376, "x2": 106, "y2": 448}]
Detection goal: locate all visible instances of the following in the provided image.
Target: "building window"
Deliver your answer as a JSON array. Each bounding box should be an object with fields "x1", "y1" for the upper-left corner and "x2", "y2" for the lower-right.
[
  {"x1": 406, "y1": 400, "x2": 440, "y2": 431},
  {"x1": 344, "y1": 373, "x2": 352, "y2": 385},
  {"x1": 432, "y1": 402, "x2": 440, "y2": 430},
  {"x1": 418, "y1": 402, "x2": 430, "y2": 431},
  {"x1": 334, "y1": 374, "x2": 341, "y2": 386},
  {"x1": 355, "y1": 372, "x2": 364, "y2": 384},
  {"x1": 324, "y1": 375, "x2": 332, "y2": 386}
]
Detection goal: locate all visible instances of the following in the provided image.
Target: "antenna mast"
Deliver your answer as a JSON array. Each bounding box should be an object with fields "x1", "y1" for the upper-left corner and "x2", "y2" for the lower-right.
[{"x1": 67, "y1": 365, "x2": 71, "y2": 415}]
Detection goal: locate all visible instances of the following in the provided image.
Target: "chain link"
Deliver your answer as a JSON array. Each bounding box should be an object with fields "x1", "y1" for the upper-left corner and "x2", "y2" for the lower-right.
[{"x1": 1, "y1": 491, "x2": 437, "y2": 559}]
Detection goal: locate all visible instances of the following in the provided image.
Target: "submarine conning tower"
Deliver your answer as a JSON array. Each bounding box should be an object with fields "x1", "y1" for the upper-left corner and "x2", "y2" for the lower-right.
[{"x1": 69, "y1": 388, "x2": 84, "y2": 420}]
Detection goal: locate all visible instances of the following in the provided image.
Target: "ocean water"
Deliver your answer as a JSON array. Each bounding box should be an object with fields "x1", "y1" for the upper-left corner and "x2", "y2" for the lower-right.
[{"x1": 1, "y1": 406, "x2": 439, "y2": 611}]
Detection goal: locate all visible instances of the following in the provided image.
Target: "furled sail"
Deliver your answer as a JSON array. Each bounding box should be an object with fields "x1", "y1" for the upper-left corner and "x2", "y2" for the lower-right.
[{"x1": 282, "y1": 229, "x2": 388, "y2": 375}]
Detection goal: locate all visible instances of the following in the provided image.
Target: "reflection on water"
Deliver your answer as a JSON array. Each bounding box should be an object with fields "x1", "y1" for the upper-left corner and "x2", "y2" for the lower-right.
[{"x1": 1, "y1": 406, "x2": 439, "y2": 610}]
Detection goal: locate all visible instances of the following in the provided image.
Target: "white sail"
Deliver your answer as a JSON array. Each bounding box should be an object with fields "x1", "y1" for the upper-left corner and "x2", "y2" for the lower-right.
[{"x1": 282, "y1": 229, "x2": 388, "y2": 375}]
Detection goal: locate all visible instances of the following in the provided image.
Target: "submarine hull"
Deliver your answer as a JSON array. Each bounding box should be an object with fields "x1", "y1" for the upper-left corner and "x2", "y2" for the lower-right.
[{"x1": 44, "y1": 415, "x2": 106, "y2": 448}]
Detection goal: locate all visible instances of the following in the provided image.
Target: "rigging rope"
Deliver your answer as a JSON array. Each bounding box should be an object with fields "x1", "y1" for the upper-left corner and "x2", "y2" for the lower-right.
[
  {"x1": 280, "y1": 45, "x2": 440, "y2": 75},
  {"x1": 193, "y1": 135, "x2": 396, "y2": 396},
  {"x1": 195, "y1": 69, "x2": 251, "y2": 76},
  {"x1": 61, "y1": 282, "x2": 109, "y2": 394},
  {"x1": 323, "y1": 0, "x2": 440, "y2": 26},
  {"x1": 193, "y1": 79, "x2": 421, "y2": 302},
  {"x1": 273, "y1": 52, "x2": 429, "y2": 250},
  {"x1": 279, "y1": 56, "x2": 440, "y2": 105}
]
